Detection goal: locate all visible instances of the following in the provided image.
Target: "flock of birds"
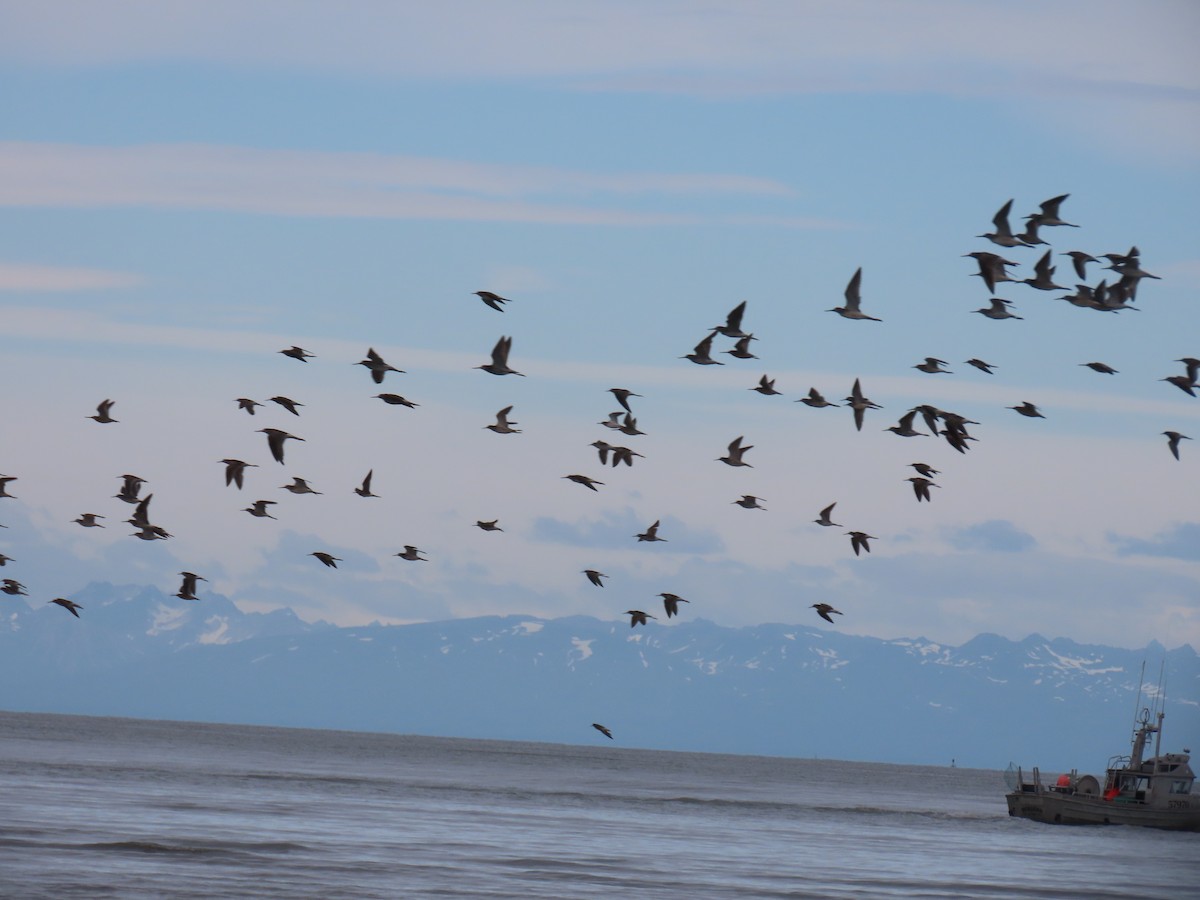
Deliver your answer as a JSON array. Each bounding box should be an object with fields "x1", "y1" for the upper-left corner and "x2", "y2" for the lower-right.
[{"x1": 1, "y1": 193, "x2": 1193, "y2": 741}]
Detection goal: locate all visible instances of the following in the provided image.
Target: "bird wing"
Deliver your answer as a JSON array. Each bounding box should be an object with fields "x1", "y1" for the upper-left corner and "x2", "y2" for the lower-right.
[{"x1": 844, "y1": 268, "x2": 863, "y2": 310}]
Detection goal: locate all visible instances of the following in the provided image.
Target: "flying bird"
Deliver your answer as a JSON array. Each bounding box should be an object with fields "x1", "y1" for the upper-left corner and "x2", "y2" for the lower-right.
[
  {"x1": 176, "y1": 571, "x2": 207, "y2": 600},
  {"x1": 723, "y1": 335, "x2": 758, "y2": 360},
  {"x1": 978, "y1": 199, "x2": 1030, "y2": 248},
  {"x1": 477, "y1": 336, "x2": 524, "y2": 376},
  {"x1": 395, "y1": 545, "x2": 428, "y2": 561},
  {"x1": 797, "y1": 387, "x2": 839, "y2": 408},
  {"x1": 0, "y1": 475, "x2": 23, "y2": 499},
  {"x1": 885, "y1": 410, "x2": 927, "y2": 438},
  {"x1": 259, "y1": 428, "x2": 304, "y2": 464},
  {"x1": 828, "y1": 267, "x2": 881, "y2": 321},
  {"x1": 1163, "y1": 431, "x2": 1190, "y2": 461},
  {"x1": 974, "y1": 298, "x2": 1023, "y2": 320},
  {"x1": 220, "y1": 459, "x2": 256, "y2": 489},
  {"x1": 89, "y1": 399, "x2": 118, "y2": 423},
  {"x1": 907, "y1": 476, "x2": 939, "y2": 502},
  {"x1": 1009, "y1": 402, "x2": 1044, "y2": 418},
  {"x1": 563, "y1": 474, "x2": 604, "y2": 491},
  {"x1": 846, "y1": 531, "x2": 877, "y2": 556},
  {"x1": 243, "y1": 499, "x2": 277, "y2": 519},
  {"x1": 592, "y1": 723, "x2": 613, "y2": 740},
  {"x1": 609, "y1": 388, "x2": 642, "y2": 413},
  {"x1": 310, "y1": 552, "x2": 341, "y2": 568},
  {"x1": 279, "y1": 346, "x2": 315, "y2": 362},
  {"x1": 1081, "y1": 362, "x2": 1118, "y2": 375},
  {"x1": 475, "y1": 290, "x2": 510, "y2": 312},
  {"x1": 0, "y1": 553, "x2": 12, "y2": 566},
  {"x1": 718, "y1": 436, "x2": 754, "y2": 467},
  {"x1": 354, "y1": 470, "x2": 378, "y2": 498},
  {"x1": 965, "y1": 359, "x2": 996, "y2": 374},
  {"x1": 1027, "y1": 193, "x2": 1077, "y2": 228},
  {"x1": 1, "y1": 579, "x2": 27, "y2": 596},
  {"x1": 50, "y1": 598, "x2": 83, "y2": 618},
  {"x1": 486, "y1": 406, "x2": 521, "y2": 434},
  {"x1": 811, "y1": 603, "x2": 843, "y2": 624},
  {"x1": 475, "y1": 519, "x2": 503, "y2": 532},
  {"x1": 659, "y1": 593, "x2": 690, "y2": 618},
  {"x1": 1160, "y1": 375, "x2": 1197, "y2": 398},
  {"x1": 1063, "y1": 251, "x2": 1100, "y2": 281},
  {"x1": 910, "y1": 463, "x2": 940, "y2": 478},
  {"x1": 375, "y1": 393, "x2": 419, "y2": 408},
  {"x1": 625, "y1": 610, "x2": 656, "y2": 627},
  {"x1": 751, "y1": 375, "x2": 781, "y2": 396},
  {"x1": 583, "y1": 569, "x2": 607, "y2": 587},
  {"x1": 236, "y1": 398, "x2": 263, "y2": 415},
  {"x1": 268, "y1": 396, "x2": 303, "y2": 416},
  {"x1": 682, "y1": 331, "x2": 724, "y2": 365},
  {"x1": 713, "y1": 300, "x2": 749, "y2": 338},
  {"x1": 281, "y1": 476, "x2": 321, "y2": 495},
  {"x1": 844, "y1": 378, "x2": 881, "y2": 432},
  {"x1": 913, "y1": 357, "x2": 952, "y2": 374},
  {"x1": 733, "y1": 495, "x2": 766, "y2": 510},
  {"x1": 636, "y1": 520, "x2": 666, "y2": 542},
  {"x1": 964, "y1": 251, "x2": 1020, "y2": 293},
  {"x1": 356, "y1": 347, "x2": 404, "y2": 383},
  {"x1": 813, "y1": 503, "x2": 841, "y2": 527},
  {"x1": 1020, "y1": 249, "x2": 1065, "y2": 291},
  {"x1": 73, "y1": 513, "x2": 105, "y2": 528}
]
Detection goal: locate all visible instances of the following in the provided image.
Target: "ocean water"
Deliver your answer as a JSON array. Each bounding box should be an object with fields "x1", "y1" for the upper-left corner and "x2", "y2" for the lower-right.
[{"x1": 1, "y1": 712, "x2": 1195, "y2": 898}]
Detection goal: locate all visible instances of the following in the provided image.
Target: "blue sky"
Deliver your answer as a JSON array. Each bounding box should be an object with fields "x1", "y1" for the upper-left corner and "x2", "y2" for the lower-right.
[{"x1": 1, "y1": 1, "x2": 1198, "y2": 650}]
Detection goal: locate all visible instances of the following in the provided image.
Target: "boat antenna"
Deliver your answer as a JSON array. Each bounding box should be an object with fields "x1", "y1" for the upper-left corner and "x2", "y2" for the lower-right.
[
  {"x1": 1131, "y1": 658, "x2": 1146, "y2": 732},
  {"x1": 1154, "y1": 656, "x2": 1167, "y2": 719}
]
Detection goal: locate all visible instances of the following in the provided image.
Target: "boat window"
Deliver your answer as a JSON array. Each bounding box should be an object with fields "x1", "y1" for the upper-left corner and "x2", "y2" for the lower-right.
[{"x1": 1170, "y1": 779, "x2": 1193, "y2": 794}]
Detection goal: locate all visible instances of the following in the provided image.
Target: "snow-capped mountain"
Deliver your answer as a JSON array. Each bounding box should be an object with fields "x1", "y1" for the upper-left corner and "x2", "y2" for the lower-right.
[{"x1": 3, "y1": 582, "x2": 1196, "y2": 769}]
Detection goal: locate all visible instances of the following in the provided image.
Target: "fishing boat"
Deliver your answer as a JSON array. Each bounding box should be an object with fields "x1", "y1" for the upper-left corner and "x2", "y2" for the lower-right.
[{"x1": 1005, "y1": 708, "x2": 1200, "y2": 831}]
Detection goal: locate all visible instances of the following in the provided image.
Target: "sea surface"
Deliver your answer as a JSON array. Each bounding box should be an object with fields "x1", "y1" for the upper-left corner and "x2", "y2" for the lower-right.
[{"x1": 1, "y1": 711, "x2": 1196, "y2": 898}]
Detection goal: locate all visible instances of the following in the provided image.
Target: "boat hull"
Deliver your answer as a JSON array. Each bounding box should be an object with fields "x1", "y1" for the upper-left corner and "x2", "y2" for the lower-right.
[{"x1": 1007, "y1": 790, "x2": 1200, "y2": 831}]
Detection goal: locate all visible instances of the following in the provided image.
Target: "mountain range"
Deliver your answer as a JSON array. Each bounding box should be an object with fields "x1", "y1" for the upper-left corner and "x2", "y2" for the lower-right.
[{"x1": 3, "y1": 582, "x2": 1197, "y2": 770}]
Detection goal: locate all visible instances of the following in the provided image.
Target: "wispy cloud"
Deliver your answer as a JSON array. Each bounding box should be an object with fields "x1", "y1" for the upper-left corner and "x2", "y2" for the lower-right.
[
  {"x1": 0, "y1": 261, "x2": 142, "y2": 292},
  {"x1": 1109, "y1": 522, "x2": 1200, "y2": 562},
  {"x1": 0, "y1": 142, "x2": 827, "y2": 227}
]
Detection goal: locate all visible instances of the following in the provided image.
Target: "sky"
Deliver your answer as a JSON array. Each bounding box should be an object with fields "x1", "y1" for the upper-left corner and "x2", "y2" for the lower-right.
[{"x1": 1, "y1": 0, "x2": 1198, "y2": 652}]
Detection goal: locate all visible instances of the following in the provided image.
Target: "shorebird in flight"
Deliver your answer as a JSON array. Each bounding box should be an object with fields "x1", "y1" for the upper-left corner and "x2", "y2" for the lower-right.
[
  {"x1": 829, "y1": 267, "x2": 881, "y2": 321},
  {"x1": 237, "y1": 398, "x2": 263, "y2": 415},
  {"x1": 51, "y1": 598, "x2": 83, "y2": 618},
  {"x1": 974, "y1": 298, "x2": 1023, "y2": 320},
  {"x1": 1027, "y1": 194, "x2": 1077, "y2": 228},
  {"x1": 375, "y1": 393, "x2": 419, "y2": 408},
  {"x1": 279, "y1": 346, "x2": 315, "y2": 362},
  {"x1": 592, "y1": 723, "x2": 614, "y2": 740},
  {"x1": 718, "y1": 436, "x2": 753, "y2": 467},
  {"x1": 0, "y1": 553, "x2": 12, "y2": 565},
  {"x1": 682, "y1": 331, "x2": 724, "y2": 365},
  {"x1": 913, "y1": 357, "x2": 952, "y2": 374},
  {"x1": 713, "y1": 300, "x2": 749, "y2": 338},
  {"x1": 73, "y1": 513, "x2": 105, "y2": 528},
  {"x1": 176, "y1": 571, "x2": 207, "y2": 600},
  {"x1": 486, "y1": 406, "x2": 521, "y2": 434},
  {"x1": 965, "y1": 359, "x2": 996, "y2": 374},
  {"x1": 617, "y1": 413, "x2": 644, "y2": 437},
  {"x1": 477, "y1": 336, "x2": 524, "y2": 376},
  {"x1": 354, "y1": 470, "x2": 378, "y2": 498},
  {"x1": 89, "y1": 399, "x2": 118, "y2": 423},
  {"x1": 964, "y1": 251, "x2": 1019, "y2": 293},
  {"x1": 563, "y1": 474, "x2": 604, "y2": 491},
  {"x1": 259, "y1": 428, "x2": 304, "y2": 464},
  {"x1": 846, "y1": 531, "x2": 877, "y2": 556},
  {"x1": 475, "y1": 291, "x2": 510, "y2": 312},
  {"x1": 278, "y1": 475, "x2": 319, "y2": 496},
  {"x1": 814, "y1": 503, "x2": 841, "y2": 527},
  {"x1": 1160, "y1": 374, "x2": 1197, "y2": 398},
  {"x1": 910, "y1": 463, "x2": 940, "y2": 478},
  {"x1": 885, "y1": 410, "x2": 927, "y2": 437},
  {"x1": 1163, "y1": 431, "x2": 1191, "y2": 461},
  {"x1": 636, "y1": 520, "x2": 666, "y2": 542},
  {"x1": 1081, "y1": 362, "x2": 1118, "y2": 375},
  {"x1": 844, "y1": 378, "x2": 881, "y2": 432},
  {"x1": 243, "y1": 500, "x2": 277, "y2": 519},
  {"x1": 812, "y1": 603, "x2": 843, "y2": 624},
  {"x1": 310, "y1": 552, "x2": 340, "y2": 568},
  {"x1": 475, "y1": 519, "x2": 503, "y2": 532},
  {"x1": 1, "y1": 579, "x2": 27, "y2": 596},
  {"x1": 220, "y1": 459, "x2": 256, "y2": 490},
  {"x1": 357, "y1": 348, "x2": 405, "y2": 383},
  {"x1": 1009, "y1": 402, "x2": 1044, "y2": 418},
  {"x1": 906, "y1": 477, "x2": 938, "y2": 502},
  {"x1": 979, "y1": 199, "x2": 1030, "y2": 248},
  {"x1": 1020, "y1": 250, "x2": 1066, "y2": 291},
  {"x1": 599, "y1": 411, "x2": 625, "y2": 430},
  {"x1": 395, "y1": 545, "x2": 428, "y2": 561},
  {"x1": 733, "y1": 495, "x2": 766, "y2": 510},
  {"x1": 751, "y1": 375, "x2": 781, "y2": 396},
  {"x1": 583, "y1": 569, "x2": 607, "y2": 587},
  {"x1": 609, "y1": 388, "x2": 642, "y2": 413},
  {"x1": 1063, "y1": 251, "x2": 1100, "y2": 281},
  {"x1": 723, "y1": 335, "x2": 758, "y2": 360},
  {"x1": 659, "y1": 593, "x2": 690, "y2": 618},
  {"x1": 114, "y1": 474, "x2": 145, "y2": 504},
  {"x1": 268, "y1": 396, "x2": 303, "y2": 416},
  {"x1": 797, "y1": 387, "x2": 839, "y2": 408},
  {"x1": 625, "y1": 609, "x2": 655, "y2": 627}
]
